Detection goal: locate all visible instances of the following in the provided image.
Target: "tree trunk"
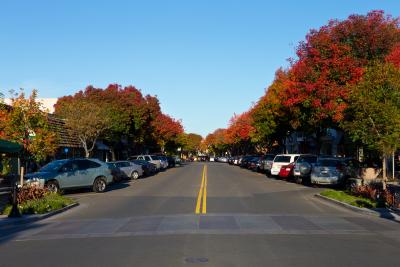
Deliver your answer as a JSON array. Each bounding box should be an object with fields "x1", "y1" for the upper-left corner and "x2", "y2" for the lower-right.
[
  {"x1": 82, "y1": 143, "x2": 90, "y2": 158},
  {"x1": 382, "y1": 156, "x2": 387, "y2": 190},
  {"x1": 110, "y1": 148, "x2": 116, "y2": 161}
]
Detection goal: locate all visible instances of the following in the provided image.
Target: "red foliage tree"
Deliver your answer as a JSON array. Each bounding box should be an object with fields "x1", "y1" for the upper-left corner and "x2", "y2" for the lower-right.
[
  {"x1": 281, "y1": 10, "x2": 400, "y2": 131},
  {"x1": 386, "y1": 44, "x2": 400, "y2": 68},
  {"x1": 225, "y1": 112, "x2": 255, "y2": 145},
  {"x1": 152, "y1": 113, "x2": 184, "y2": 152}
]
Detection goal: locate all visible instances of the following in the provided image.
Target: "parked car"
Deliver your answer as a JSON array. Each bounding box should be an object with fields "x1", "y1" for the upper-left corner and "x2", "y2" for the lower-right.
[
  {"x1": 25, "y1": 158, "x2": 113, "y2": 193},
  {"x1": 130, "y1": 155, "x2": 163, "y2": 170},
  {"x1": 278, "y1": 163, "x2": 296, "y2": 179},
  {"x1": 157, "y1": 156, "x2": 169, "y2": 169},
  {"x1": 293, "y1": 154, "x2": 318, "y2": 184},
  {"x1": 270, "y1": 154, "x2": 301, "y2": 177},
  {"x1": 248, "y1": 156, "x2": 261, "y2": 171},
  {"x1": 218, "y1": 157, "x2": 228, "y2": 163},
  {"x1": 311, "y1": 157, "x2": 348, "y2": 186},
  {"x1": 240, "y1": 155, "x2": 255, "y2": 168},
  {"x1": 108, "y1": 161, "x2": 143, "y2": 180},
  {"x1": 130, "y1": 160, "x2": 157, "y2": 176},
  {"x1": 107, "y1": 162, "x2": 127, "y2": 182},
  {"x1": 259, "y1": 154, "x2": 276, "y2": 174},
  {"x1": 165, "y1": 156, "x2": 176, "y2": 168},
  {"x1": 174, "y1": 156, "x2": 182, "y2": 165}
]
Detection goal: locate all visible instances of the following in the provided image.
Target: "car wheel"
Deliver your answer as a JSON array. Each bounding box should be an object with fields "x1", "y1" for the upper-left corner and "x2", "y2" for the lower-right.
[
  {"x1": 295, "y1": 177, "x2": 302, "y2": 184},
  {"x1": 93, "y1": 177, "x2": 107, "y2": 193},
  {"x1": 131, "y1": 171, "x2": 139, "y2": 180},
  {"x1": 46, "y1": 180, "x2": 60, "y2": 194}
]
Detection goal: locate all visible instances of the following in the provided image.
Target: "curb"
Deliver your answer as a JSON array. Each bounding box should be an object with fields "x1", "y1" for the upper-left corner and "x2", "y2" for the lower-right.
[
  {"x1": 0, "y1": 203, "x2": 79, "y2": 227},
  {"x1": 315, "y1": 194, "x2": 400, "y2": 223}
]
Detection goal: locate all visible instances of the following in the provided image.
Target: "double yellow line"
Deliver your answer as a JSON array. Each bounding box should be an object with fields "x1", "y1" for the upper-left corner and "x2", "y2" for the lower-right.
[{"x1": 195, "y1": 165, "x2": 208, "y2": 214}]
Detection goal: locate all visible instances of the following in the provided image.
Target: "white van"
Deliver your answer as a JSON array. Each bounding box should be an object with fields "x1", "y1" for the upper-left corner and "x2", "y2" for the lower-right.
[{"x1": 270, "y1": 154, "x2": 301, "y2": 176}]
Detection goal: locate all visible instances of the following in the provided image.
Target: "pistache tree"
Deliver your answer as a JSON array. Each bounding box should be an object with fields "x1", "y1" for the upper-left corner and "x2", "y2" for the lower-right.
[
  {"x1": 55, "y1": 92, "x2": 111, "y2": 158},
  {"x1": 342, "y1": 62, "x2": 400, "y2": 189},
  {"x1": 0, "y1": 90, "x2": 57, "y2": 162}
]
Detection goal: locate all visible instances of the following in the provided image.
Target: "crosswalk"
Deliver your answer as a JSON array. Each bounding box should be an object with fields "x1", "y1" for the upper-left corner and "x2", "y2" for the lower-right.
[{"x1": 3, "y1": 214, "x2": 399, "y2": 242}]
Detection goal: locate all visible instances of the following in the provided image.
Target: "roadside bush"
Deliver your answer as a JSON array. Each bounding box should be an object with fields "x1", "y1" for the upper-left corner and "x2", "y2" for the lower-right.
[
  {"x1": 349, "y1": 184, "x2": 399, "y2": 208},
  {"x1": 2, "y1": 193, "x2": 74, "y2": 215},
  {"x1": 382, "y1": 190, "x2": 400, "y2": 209},
  {"x1": 16, "y1": 185, "x2": 49, "y2": 204},
  {"x1": 351, "y1": 185, "x2": 380, "y2": 201}
]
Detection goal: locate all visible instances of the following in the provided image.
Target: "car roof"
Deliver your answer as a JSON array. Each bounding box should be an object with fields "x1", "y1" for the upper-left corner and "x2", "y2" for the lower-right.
[{"x1": 317, "y1": 157, "x2": 341, "y2": 161}]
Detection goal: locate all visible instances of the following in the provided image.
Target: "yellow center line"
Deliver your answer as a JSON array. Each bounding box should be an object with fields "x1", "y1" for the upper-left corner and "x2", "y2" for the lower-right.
[
  {"x1": 202, "y1": 165, "x2": 207, "y2": 214},
  {"x1": 195, "y1": 165, "x2": 207, "y2": 214}
]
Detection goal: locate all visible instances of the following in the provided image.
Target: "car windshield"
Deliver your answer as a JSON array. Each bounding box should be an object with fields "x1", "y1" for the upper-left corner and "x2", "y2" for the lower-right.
[
  {"x1": 39, "y1": 160, "x2": 68, "y2": 172},
  {"x1": 297, "y1": 156, "x2": 317, "y2": 164},
  {"x1": 316, "y1": 159, "x2": 340, "y2": 167},
  {"x1": 274, "y1": 156, "x2": 291, "y2": 163}
]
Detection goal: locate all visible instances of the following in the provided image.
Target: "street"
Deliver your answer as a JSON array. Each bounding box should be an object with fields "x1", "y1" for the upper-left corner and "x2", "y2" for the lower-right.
[{"x1": 1, "y1": 162, "x2": 400, "y2": 267}]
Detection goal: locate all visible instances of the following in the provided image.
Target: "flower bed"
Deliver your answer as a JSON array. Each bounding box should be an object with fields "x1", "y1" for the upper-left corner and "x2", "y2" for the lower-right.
[{"x1": 1, "y1": 185, "x2": 75, "y2": 215}]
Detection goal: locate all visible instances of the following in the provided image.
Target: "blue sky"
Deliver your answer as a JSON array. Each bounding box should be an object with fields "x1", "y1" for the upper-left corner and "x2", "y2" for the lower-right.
[{"x1": 1, "y1": 1, "x2": 399, "y2": 137}]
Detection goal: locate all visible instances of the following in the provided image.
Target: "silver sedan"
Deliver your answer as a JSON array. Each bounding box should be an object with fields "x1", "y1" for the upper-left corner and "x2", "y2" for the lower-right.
[{"x1": 110, "y1": 161, "x2": 144, "y2": 180}]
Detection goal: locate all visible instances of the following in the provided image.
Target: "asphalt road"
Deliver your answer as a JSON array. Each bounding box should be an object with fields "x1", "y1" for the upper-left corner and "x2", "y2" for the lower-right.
[{"x1": 1, "y1": 162, "x2": 400, "y2": 267}]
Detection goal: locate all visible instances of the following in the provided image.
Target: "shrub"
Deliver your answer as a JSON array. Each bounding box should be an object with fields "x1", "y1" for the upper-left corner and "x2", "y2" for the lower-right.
[
  {"x1": 15, "y1": 185, "x2": 49, "y2": 204},
  {"x1": 382, "y1": 190, "x2": 400, "y2": 208},
  {"x1": 349, "y1": 184, "x2": 400, "y2": 208},
  {"x1": 351, "y1": 184, "x2": 380, "y2": 201},
  {"x1": 2, "y1": 193, "x2": 75, "y2": 215}
]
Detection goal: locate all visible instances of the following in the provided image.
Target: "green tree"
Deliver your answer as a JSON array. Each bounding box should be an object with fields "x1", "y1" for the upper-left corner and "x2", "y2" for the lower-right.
[
  {"x1": 342, "y1": 62, "x2": 400, "y2": 189},
  {"x1": 251, "y1": 69, "x2": 293, "y2": 151},
  {"x1": 55, "y1": 94, "x2": 111, "y2": 158},
  {"x1": 179, "y1": 133, "x2": 203, "y2": 155}
]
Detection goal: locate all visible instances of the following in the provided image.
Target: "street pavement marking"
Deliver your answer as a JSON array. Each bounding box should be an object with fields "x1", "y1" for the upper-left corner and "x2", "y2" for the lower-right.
[
  {"x1": 202, "y1": 166, "x2": 207, "y2": 214},
  {"x1": 195, "y1": 165, "x2": 207, "y2": 214},
  {"x1": 8, "y1": 214, "x2": 398, "y2": 242}
]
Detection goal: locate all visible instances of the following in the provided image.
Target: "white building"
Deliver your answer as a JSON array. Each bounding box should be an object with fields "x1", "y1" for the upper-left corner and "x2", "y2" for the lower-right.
[{"x1": 4, "y1": 98, "x2": 58, "y2": 113}]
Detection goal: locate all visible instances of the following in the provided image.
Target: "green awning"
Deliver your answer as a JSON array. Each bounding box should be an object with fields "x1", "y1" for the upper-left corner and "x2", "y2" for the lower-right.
[{"x1": 0, "y1": 139, "x2": 22, "y2": 154}]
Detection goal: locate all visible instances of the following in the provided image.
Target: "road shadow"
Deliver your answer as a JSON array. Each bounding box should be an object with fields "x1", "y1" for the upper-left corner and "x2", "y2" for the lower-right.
[
  {"x1": 0, "y1": 220, "x2": 50, "y2": 246},
  {"x1": 64, "y1": 180, "x2": 131, "y2": 195}
]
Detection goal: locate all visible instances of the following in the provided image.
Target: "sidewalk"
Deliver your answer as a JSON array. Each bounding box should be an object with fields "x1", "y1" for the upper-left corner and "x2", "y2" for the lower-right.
[{"x1": 315, "y1": 193, "x2": 400, "y2": 223}]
